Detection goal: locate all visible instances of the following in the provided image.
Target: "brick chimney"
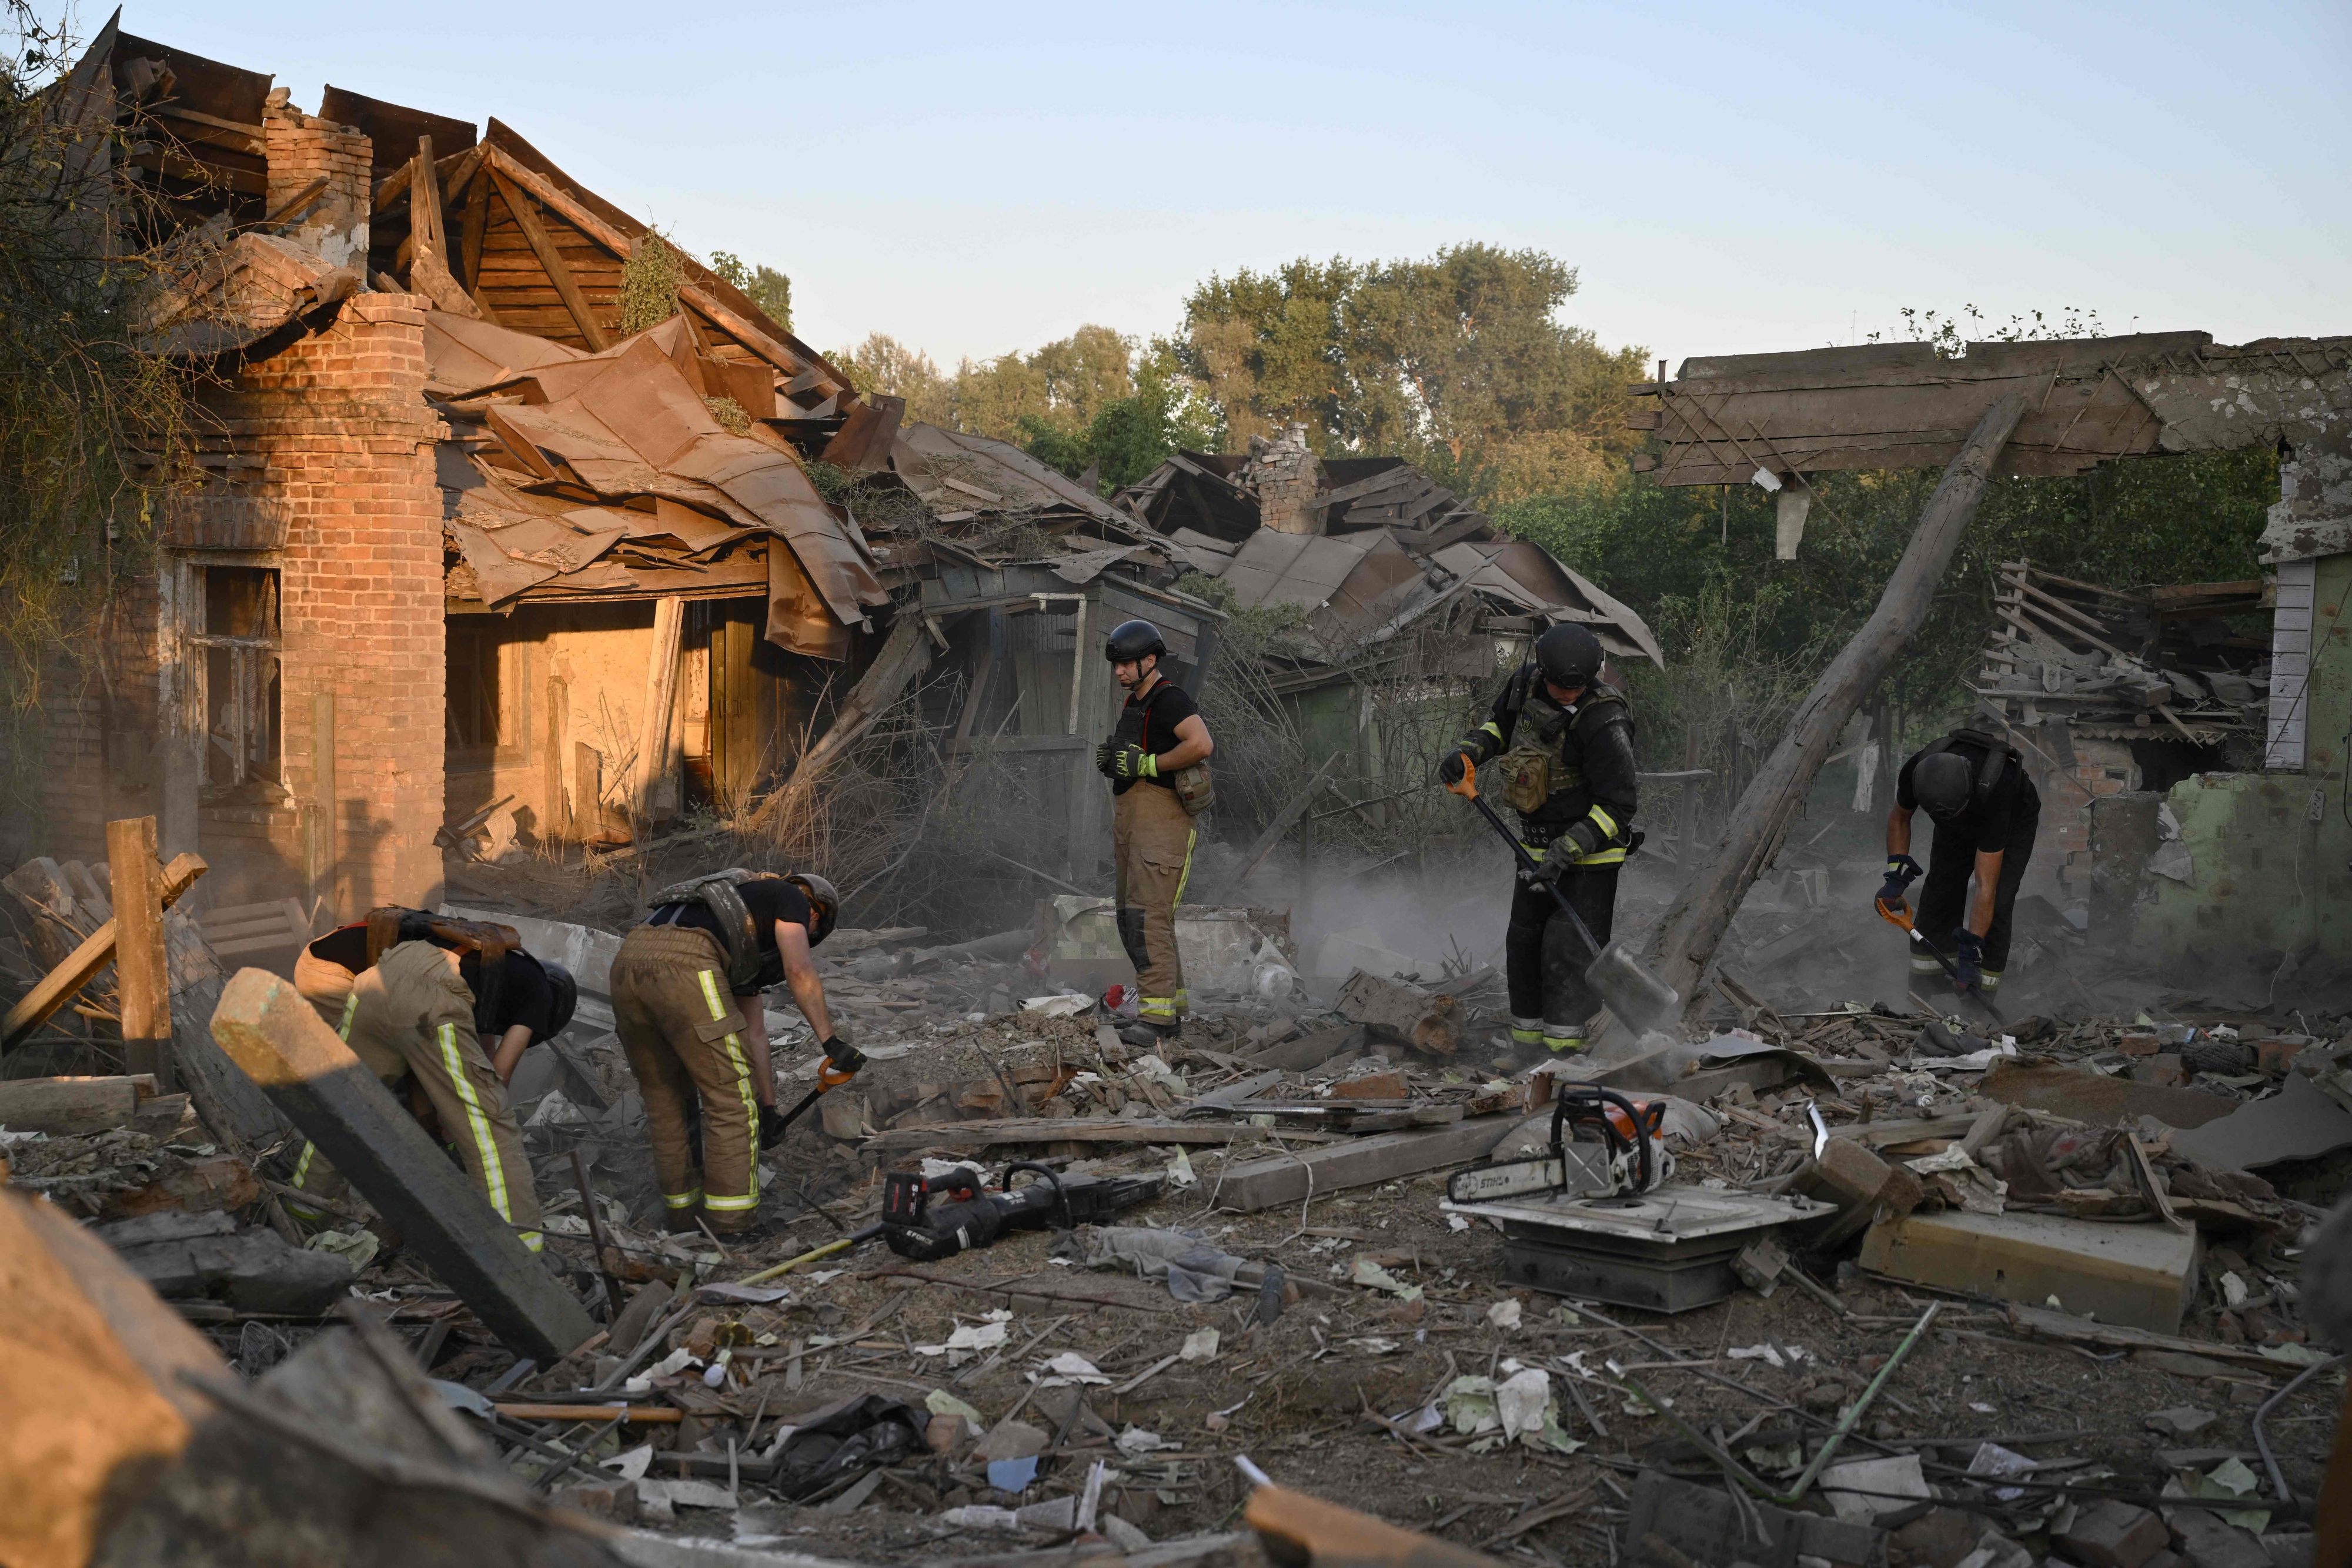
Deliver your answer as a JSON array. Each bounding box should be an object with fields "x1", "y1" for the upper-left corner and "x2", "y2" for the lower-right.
[
  {"x1": 262, "y1": 87, "x2": 370, "y2": 274},
  {"x1": 1245, "y1": 422, "x2": 1325, "y2": 535}
]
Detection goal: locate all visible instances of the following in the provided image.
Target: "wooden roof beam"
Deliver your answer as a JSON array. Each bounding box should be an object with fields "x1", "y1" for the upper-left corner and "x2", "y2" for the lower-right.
[{"x1": 487, "y1": 163, "x2": 606, "y2": 350}]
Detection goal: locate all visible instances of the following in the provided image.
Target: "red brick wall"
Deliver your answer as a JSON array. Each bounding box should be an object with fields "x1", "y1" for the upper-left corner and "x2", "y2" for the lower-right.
[
  {"x1": 2028, "y1": 736, "x2": 2137, "y2": 908},
  {"x1": 203, "y1": 290, "x2": 446, "y2": 912}
]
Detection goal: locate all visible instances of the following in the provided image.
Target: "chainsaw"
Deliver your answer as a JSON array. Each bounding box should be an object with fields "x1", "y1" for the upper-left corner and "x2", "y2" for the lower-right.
[
  {"x1": 1445, "y1": 1084, "x2": 1672, "y2": 1204},
  {"x1": 880, "y1": 1161, "x2": 1165, "y2": 1263}
]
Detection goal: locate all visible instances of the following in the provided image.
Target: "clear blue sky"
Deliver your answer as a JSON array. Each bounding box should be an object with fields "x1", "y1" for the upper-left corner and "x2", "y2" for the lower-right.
[{"x1": 106, "y1": 1, "x2": 2352, "y2": 373}]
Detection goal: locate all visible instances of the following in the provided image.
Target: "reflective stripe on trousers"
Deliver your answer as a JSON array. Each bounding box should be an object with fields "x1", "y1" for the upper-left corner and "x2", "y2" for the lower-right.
[
  {"x1": 695, "y1": 968, "x2": 761, "y2": 1212},
  {"x1": 286, "y1": 991, "x2": 366, "y2": 1222},
  {"x1": 436, "y1": 1021, "x2": 542, "y2": 1252}
]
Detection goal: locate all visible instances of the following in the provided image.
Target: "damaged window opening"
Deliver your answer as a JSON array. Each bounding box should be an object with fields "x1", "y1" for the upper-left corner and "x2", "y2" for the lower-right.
[
  {"x1": 191, "y1": 566, "x2": 281, "y2": 798},
  {"x1": 446, "y1": 620, "x2": 527, "y2": 770}
]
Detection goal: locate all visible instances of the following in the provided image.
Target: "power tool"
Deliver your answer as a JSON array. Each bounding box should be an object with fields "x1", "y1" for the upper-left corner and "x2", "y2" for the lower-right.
[
  {"x1": 880, "y1": 1162, "x2": 1165, "y2": 1262},
  {"x1": 1445, "y1": 1084, "x2": 1672, "y2": 1204}
]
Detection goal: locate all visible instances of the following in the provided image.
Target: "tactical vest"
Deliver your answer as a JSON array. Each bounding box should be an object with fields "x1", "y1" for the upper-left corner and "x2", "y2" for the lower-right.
[
  {"x1": 1110, "y1": 681, "x2": 1215, "y2": 815},
  {"x1": 1491, "y1": 675, "x2": 1633, "y2": 826},
  {"x1": 647, "y1": 868, "x2": 774, "y2": 992}
]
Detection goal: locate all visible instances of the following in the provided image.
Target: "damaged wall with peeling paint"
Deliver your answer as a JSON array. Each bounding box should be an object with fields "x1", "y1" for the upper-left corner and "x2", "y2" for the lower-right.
[{"x1": 2134, "y1": 550, "x2": 2352, "y2": 967}]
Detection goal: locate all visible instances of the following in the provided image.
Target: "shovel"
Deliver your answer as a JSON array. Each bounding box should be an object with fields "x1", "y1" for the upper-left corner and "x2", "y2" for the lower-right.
[
  {"x1": 1446, "y1": 759, "x2": 1680, "y2": 1033},
  {"x1": 1873, "y1": 897, "x2": 2004, "y2": 1024}
]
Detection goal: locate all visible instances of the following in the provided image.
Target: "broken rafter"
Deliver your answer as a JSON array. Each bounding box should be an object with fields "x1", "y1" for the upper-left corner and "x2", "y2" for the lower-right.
[
  {"x1": 486, "y1": 163, "x2": 607, "y2": 351},
  {"x1": 480, "y1": 147, "x2": 829, "y2": 391}
]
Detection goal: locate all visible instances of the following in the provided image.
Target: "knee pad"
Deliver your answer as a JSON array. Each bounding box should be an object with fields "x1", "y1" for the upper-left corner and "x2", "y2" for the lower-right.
[{"x1": 1115, "y1": 906, "x2": 1150, "y2": 969}]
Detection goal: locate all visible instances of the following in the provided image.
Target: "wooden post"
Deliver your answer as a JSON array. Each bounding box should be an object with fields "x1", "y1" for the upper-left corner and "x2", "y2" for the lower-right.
[
  {"x1": 105, "y1": 818, "x2": 173, "y2": 1088},
  {"x1": 632, "y1": 598, "x2": 684, "y2": 823},
  {"x1": 1641, "y1": 394, "x2": 2029, "y2": 1028},
  {"x1": 573, "y1": 741, "x2": 602, "y2": 842},
  {"x1": 2, "y1": 854, "x2": 205, "y2": 1057},
  {"x1": 543, "y1": 676, "x2": 569, "y2": 844},
  {"x1": 310, "y1": 691, "x2": 336, "y2": 912},
  {"x1": 207, "y1": 968, "x2": 595, "y2": 1363}
]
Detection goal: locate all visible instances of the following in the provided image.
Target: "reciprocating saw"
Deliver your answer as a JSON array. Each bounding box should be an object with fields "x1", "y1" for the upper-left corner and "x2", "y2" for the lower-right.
[{"x1": 879, "y1": 1162, "x2": 1165, "y2": 1263}]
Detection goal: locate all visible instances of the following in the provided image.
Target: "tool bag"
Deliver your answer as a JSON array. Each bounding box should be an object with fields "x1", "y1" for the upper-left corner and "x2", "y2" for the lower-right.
[
  {"x1": 646, "y1": 868, "x2": 770, "y2": 992},
  {"x1": 1171, "y1": 761, "x2": 1215, "y2": 817}
]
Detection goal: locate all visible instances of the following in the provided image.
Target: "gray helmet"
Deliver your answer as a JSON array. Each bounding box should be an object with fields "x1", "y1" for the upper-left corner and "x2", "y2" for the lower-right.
[
  {"x1": 1104, "y1": 618, "x2": 1167, "y2": 664},
  {"x1": 1533, "y1": 622, "x2": 1603, "y2": 690},
  {"x1": 1913, "y1": 751, "x2": 1974, "y2": 821},
  {"x1": 787, "y1": 871, "x2": 840, "y2": 945}
]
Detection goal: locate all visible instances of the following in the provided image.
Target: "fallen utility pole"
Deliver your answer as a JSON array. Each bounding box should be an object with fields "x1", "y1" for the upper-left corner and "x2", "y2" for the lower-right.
[
  {"x1": 1638, "y1": 393, "x2": 2027, "y2": 1032},
  {"x1": 1, "y1": 851, "x2": 206, "y2": 1054},
  {"x1": 208, "y1": 968, "x2": 594, "y2": 1363}
]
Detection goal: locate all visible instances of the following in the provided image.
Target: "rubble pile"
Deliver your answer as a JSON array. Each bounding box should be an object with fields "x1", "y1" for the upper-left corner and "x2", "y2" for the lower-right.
[{"x1": 6, "y1": 861, "x2": 2350, "y2": 1567}]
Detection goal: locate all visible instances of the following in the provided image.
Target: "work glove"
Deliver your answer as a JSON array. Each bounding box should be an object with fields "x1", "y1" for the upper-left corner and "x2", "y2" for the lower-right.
[
  {"x1": 1951, "y1": 928, "x2": 1985, "y2": 990},
  {"x1": 1108, "y1": 742, "x2": 1158, "y2": 781},
  {"x1": 757, "y1": 1102, "x2": 790, "y2": 1151},
  {"x1": 1540, "y1": 820, "x2": 1605, "y2": 877},
  {"x1": 817, "y1": 1038, "x2": 866, "y2": 1086},
  {"x1": 1437, "y1": 748, "x2": 1472, "y2": 787},
  {"x1": 1093, "y1": 740, "x2": 1115, "y2": 777},
  {"x1": 1876, "y1": 853, "x2": 1921, "y2": 910}
]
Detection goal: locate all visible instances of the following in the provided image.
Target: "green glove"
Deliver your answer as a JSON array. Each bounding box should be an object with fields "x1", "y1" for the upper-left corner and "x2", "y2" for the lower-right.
[{"x1": 1110, "y1": 743, "x2": 1158, "y2": 781}]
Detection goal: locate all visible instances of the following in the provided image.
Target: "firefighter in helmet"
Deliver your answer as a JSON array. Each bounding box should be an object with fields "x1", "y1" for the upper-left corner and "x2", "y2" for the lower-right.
[
  {"x1": 1094, "y1": 618, "x2": 1214, "y2": 1045},
  {"x1": 610, "y1": 870, "x2": 856, "y2": 1235},
  {"x1": 1438, "y1": 623, "x2": 1639, "y2": 1059}
]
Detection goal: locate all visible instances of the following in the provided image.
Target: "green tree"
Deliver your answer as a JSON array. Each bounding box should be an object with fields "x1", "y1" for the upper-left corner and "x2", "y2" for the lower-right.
[
  {"x1": 1015, "y1": 339, "x2": 1219, "y2": 492},
  {"x1": 1175, "y1": 244, "x2": 1645, "y2": 504},
  {"x1": 709, "y1": 250, "x2": 793, "y2": 333},
  {"x1": 827, "y1": 332, "x2": 955, "y2": 426}
]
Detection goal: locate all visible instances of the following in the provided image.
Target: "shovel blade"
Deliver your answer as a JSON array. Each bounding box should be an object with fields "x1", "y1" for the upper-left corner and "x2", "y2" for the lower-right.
[{"x1": 1582, "y1": 943, "x2": 1679, "y2": 1034}]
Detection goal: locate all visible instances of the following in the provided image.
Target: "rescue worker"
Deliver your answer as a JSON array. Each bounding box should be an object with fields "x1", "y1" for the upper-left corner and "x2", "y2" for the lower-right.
[
  {"x1": 1880, "y1": 725, "x2": 2040, "y2": 997},
  {"x1": 1093, "y1": 619, "x2": 1214, "y2": 1046},
  {"x1": 292, "y1": 917, "x2": 370, "y2": 1036},
  {"x1": 612, "y1": 870, "x2": 851, "y2": 1236},
  {"x1": 1438, "y1": 623, "x2": 1638, "y2": 1059},
  {"x1": 285, "y1": 911, "x2": 575, "y2": 1248}
]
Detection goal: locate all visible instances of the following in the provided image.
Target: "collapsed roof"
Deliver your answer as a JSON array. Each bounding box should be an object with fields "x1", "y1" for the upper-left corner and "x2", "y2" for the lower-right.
[{"x1": 1114, "y1": 430, "x2": 1663, "y2": 666}]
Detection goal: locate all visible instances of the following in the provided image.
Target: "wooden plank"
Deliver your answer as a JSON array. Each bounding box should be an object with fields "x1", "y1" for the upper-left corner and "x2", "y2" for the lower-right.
[
  {"x1": 1208, "y1": 1117, "x2": 1525, "y2": 1213},
  {"x1": 0, "y1": 1076, "x2": 145, "y2": 1135},
  {"x1": 486, "y1": 164, "x2": 607, "y2": 350},
  {"x1": 106, "y1": 820, "x2": 173, "y2": 1087},
  {"x1": 206, "y1": 968, "x2": 594, "y2": 1362},
  {"x1": 631, "y1": 597, "x2": 684, "y2": 813},
  {"x1": 860, "y1": 1117, "x2": 1345, "y2": 1155},
  {"x1": 2, "y1": 854, "x2": 206, "y2": 1054}
]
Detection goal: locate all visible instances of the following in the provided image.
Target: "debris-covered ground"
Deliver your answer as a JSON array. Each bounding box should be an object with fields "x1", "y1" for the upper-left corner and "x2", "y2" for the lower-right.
[{"x1": 6, "y1": 840, "x2": 2348, "y2": 1567}]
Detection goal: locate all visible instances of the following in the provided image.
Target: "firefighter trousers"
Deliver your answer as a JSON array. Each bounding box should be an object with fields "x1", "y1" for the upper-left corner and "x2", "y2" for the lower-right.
[
  {"x1": 283, "y1": 947, "x2": 363, "y2": 1221},
  {"x1": 1113, "y1": 781, "x2": 1196, "y2": 1028},
  {"x1": 289, "y1": 941, "x2": 542, "y2": 1250},
  {"x1": 1505, "y1": 863, "x2": 1621, "y2": 1052},
  {"x1": 611, "y1": 924, "x2": 764, "y2": 1233}
]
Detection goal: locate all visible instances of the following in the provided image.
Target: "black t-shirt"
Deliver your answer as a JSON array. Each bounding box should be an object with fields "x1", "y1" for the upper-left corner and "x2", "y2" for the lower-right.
[
  {"x1": 461, "y1": 950, "x2": 557, "y2": 1042},
  {"x1": 1896, "y1": 738, "x2": 2039, "y2": 847},
  {"x1": 646, "y1": 876, "x2": 812, "y2": 994},
  {"x1": 1111, "y1": 677, "x2": 1200, "y2": 795}
]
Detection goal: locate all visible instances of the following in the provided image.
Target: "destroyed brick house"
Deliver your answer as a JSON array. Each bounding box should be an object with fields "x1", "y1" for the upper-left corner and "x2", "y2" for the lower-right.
[
  {"x1": 12, "y1": 19, "x2": 1666, "y2": 918},
  {"x1": 1635, "y1": 333, "x2": 2352, "y2": 970}
]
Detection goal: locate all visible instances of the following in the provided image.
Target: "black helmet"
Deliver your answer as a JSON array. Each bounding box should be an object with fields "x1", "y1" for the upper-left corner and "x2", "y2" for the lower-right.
[
  {"x1": 540, "y1": 960, "x2": 577, "y2": 1044},
  {"x1": 1104, "y1": 618, "x2": 1166, "y2": 664},
  {"x1": 787, "y1": 871, "x2": 840, "y2": 945},
  {"x1": 1913, "y1": 751, "x2": 1973, "y2": 821},
  {"x1": 1533, "y1": 622, "x2": 1603, "y2": 690}
]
